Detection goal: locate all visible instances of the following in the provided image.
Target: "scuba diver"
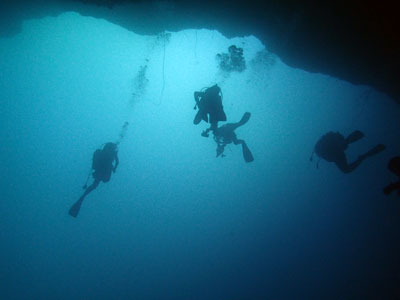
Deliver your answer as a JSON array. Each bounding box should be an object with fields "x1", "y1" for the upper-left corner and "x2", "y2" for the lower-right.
[
  {"x1": 383, "y1": 156, "x2": 400, "y2": 196},
  {"x1": 69, "y1": 142, "x2": 119, "y2": 217},
  {"x1": 311, "y1": 130, "x2": 385, "y2": 173},
  {"x1": 213, "y1": 112, "x2": 254, "y2": 163},
  {"x1": 193, "y1": 84, "x2": 227, "y2": 137}
]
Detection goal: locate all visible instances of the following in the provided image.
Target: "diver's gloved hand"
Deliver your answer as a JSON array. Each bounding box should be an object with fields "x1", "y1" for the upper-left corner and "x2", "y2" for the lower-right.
[{"x1": 201, "y1": 131, "x2": 209, "y2": 138}]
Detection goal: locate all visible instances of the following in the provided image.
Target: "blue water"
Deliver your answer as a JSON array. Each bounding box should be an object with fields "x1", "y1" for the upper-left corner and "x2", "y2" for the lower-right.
[{"x1": 1, "y1": 12, "x2": 400, "y2": 299}]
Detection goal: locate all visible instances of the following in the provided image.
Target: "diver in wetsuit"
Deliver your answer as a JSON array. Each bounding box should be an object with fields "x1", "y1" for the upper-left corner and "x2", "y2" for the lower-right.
[
  {"x1": 384, "y1": 156, "x2": 400, "y2": 196},
  {"x1": 311, "y1": 130, "x2": 385, "y2": 173},
  {"x1": 213, "y1": 112, "x2": 254, "y2": 163},
  {"x1": 193, "y1": 84, "x2": 227, "y2": 137},
  {"x1": 69, "y1": 142, "x2": 119, "y2": 217}
]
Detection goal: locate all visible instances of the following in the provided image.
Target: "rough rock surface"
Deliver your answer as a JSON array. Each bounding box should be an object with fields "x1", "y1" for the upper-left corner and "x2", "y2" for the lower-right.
[{"x1": 1, "y1": 0, "x2": 399, "y2": 102}]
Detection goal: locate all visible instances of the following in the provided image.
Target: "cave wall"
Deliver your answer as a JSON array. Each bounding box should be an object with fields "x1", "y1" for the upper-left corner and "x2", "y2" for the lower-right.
[{"x1": 1, "y1": 0, "x2": 399, "y2": 102}]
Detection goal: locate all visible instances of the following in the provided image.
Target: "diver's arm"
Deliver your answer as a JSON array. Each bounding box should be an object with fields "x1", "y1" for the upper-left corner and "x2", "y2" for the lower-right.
[{"x1": 113, "y1": 155, "x2": 119, "y2": 173}]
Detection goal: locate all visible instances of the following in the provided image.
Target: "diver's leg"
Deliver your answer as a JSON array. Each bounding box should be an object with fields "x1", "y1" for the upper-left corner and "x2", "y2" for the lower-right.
[
  {"x1": 233, "y1": 136, "x2": 254, "y2": 162},
  {"x1": 334, "y1": 152, "x2": 362, "y2": 174},
  {"x1": 102, "y1": 169, "x2": 112, "y2": 183},
  {"x1": 229, "y1": 112, "x2": 251, "y2": 131},
  {"x1": 359, "y1": 144, "x2": 386, "y2": 160},
  {"x1": 335, "y1": 144, "x2": 384, "y2": 174},
  {"x1": 216, "y1": 144, "x2": 226, "y2": 157},
  {"x1": 232, "y1": 136, "x2": 244, "y2": 145},
  {"x1": 210, "y1": 122, "x2": 218, "y2": 132},
  {"x1": 202, "y1": 126, "x2": 212, "y2": 137},
  {"x1": 80, "y1": 179, "x2": 100, "y2": 200},
  {"x1": 203, "y1": 122, "x2": 218, "y2": 137},
  {"x1": 69, "y1": 179, "x2": 100, "y2": 217}
]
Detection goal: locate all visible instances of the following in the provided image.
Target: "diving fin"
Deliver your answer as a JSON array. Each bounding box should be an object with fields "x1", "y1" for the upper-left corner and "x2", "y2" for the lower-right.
[
  {"x1": 363, "y1": 144, "x2": 386, "y2": 159},
  {"x1": 69, "y1": 199, "x2": 83, "y2": 218},
  {"x1": 238, "y1": 112, "x2": 251, "y2": 127},
  {"x1": 346, "y1": 130, "x2": 364, "y2": 144},
  {"x1": 242, "y1": 142, "x2": 254, "y2": 163}
]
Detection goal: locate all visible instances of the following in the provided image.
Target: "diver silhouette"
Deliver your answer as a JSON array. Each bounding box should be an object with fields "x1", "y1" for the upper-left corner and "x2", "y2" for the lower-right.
[
  {"x1": 383, "y1": 156, "x2": 400, "y2": 196},
  {"x1": 213, "y1": 112, "x2": 254, "y2": 163},
  {"x1": 69, "y1": 142, "x2": 119, "y2": 217},
  {"x1": 193, "y1": 84, "x2": 227, "y2": 137},
  {"x1": 311, "y1": 130, "x2": 385, "y2": 173}
]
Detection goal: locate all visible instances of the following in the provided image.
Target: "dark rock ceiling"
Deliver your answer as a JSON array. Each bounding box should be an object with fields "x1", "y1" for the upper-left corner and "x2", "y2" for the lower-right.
[{"x1": 1, "y1": 0, "x2": 399, "y2": 102}]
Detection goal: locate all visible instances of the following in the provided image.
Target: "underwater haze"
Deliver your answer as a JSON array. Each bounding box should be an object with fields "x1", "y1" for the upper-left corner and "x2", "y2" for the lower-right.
[{"x1": 1, "y1": 12, "x2": 400, "y2": 299}]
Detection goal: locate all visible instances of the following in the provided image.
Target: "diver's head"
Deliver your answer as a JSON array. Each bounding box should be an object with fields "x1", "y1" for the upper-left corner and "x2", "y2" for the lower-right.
[
  {"x1": 104, "y1": 142, "x2": 117, "y2": 152},
  {"x1": 388, "y1": 156, "x2": 400, "y2": 176},
  {"x1": 206, "y1": 84, "x2": 221, "y2": 96}
]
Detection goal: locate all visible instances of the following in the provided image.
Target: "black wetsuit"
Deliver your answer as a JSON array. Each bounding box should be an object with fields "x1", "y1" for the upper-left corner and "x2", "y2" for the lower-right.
[
  {"x1": 213, "y1": 112, "x2": 254, "y2": 162},
  {"x1": 69, "y1": 142, "x2": 119, "y2": 217},
  {"x1": 314, "y1": 131, "x2": 385, "y2": 173},
  {"x1": 193, "y1": 85, "x2": 226, "y2": 132}
]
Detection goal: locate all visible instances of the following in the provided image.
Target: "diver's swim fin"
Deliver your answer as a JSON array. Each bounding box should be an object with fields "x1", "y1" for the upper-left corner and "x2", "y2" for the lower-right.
[
  {"x1": 242, "y1": 142, "x2": 254, "y2": 163},
  {"x1": 346, "y1": 130, "x2": 364, "y2": 144},
  {"x1": 363, "y1": 144, "x2": 386, "y2": 158},
  {"x1": 69, "y1": 199, "x2": 83, "y2": 218},
  {"x1": 238, "y1": 112, "x2": 251, "y2": 127}
]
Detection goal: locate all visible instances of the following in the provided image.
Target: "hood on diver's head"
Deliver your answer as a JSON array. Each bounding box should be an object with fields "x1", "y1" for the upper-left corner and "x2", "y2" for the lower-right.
[
  {"x1": 206, "y1": 84, "x2": 221, "y2": 95},
  {"x1": 104, "y1": 142, "x2": 117, "y2": 152}
]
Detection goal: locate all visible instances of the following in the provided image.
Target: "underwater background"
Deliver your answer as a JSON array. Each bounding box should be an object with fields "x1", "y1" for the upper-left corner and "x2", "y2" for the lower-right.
[{"x1": 1, "y1": 12, "x2": 400, "y2": 299}]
